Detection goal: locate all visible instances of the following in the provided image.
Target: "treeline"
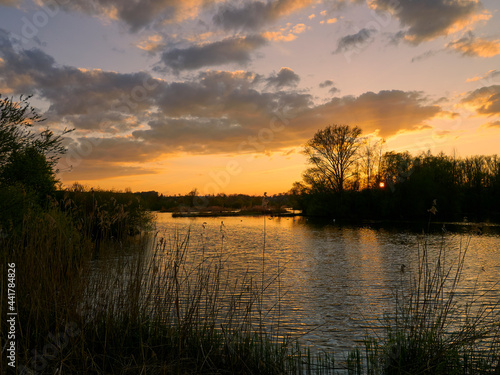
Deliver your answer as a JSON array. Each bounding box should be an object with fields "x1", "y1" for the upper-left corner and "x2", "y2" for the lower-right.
[
  {"x1": 84, "y1": 187, "x2": 291, "y2": 213},
  {"x1": 291, "y1": 151, "x2": 500, "y2": 222}
]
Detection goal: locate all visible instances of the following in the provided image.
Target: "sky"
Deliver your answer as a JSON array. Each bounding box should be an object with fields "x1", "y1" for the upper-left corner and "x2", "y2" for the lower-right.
[{"x1": 0, "y1": 0, "x2": 499, "y2": 196}]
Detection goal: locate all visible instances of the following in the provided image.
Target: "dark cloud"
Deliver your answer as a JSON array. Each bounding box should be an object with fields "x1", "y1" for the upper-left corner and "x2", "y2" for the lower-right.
[
  {"x1": 294, "y1": 90, "x2": 443, "y2": 138},
  {"x1": 0, "y1": 0, "x2": 19, "y2": 5},
  {"x1": 318, "y1": 80, "x2": 339, "y2": 94},
  {"x1": 462, "y1": 85, "x2": 500, "y2": 116},
  {"x1": 214, "y1": 1, "x2": 272, "y2": 31},
  {"x1": 213, "y1": 0, "x2": 314, "y2": 31},
  {"x1": 334, "y1": 28, "x2": 375, "y2": 54},
  {"x1": 0, "y1": 31, "x2": 444, "y2": 163},
  {"x1": 446, "y1": 32, "x2": 500, "y2": 57},
  {"x1": 133, "y1": 117, "x2": 251, "y2": 154},
  {"x1": 369, "y1": 0, "x2": 484, "y2": 44},
  {"x1": 328, "y1": 87, "x2": 340, "y2": 95},
  {"x1": 160, "y1": 35, "x2": 267, "y2": 71},
  {"x1": 29, "y1": 0, "x2": 218, "y2": 33},
  {"x1": 153, "y1": 70, "x2": 307, "y2": 119},
  {"x1": 319, "y1": 80, "x2": 334, "y2": 88},
  {"x1": 266, "y1": 67, "x2": 300, "y2": 88},
  {"x1": 131, "y1": 90, "x2": 443, "y2": 154},
  {"x1": 1, "y1": 0, "x2": 314, "y2": 33},
  {"x1": 0, "y1": 32, "x2": 161, "y2": 122}
]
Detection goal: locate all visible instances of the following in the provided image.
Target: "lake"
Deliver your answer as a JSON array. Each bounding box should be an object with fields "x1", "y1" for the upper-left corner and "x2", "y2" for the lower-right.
[{"x1": 149, "y1": 213, "x2": 500, "y2": 356}]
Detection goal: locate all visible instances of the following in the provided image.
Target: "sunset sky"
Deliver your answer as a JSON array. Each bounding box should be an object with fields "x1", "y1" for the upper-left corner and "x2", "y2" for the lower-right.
[{"x1": 1, "y1": 0, "x2": 499, "y2": 195}]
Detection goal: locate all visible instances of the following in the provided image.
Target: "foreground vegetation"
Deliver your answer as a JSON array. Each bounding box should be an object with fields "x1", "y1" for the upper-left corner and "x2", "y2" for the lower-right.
[
  {"x1": 352, "y1": 229, "x2": 500, "y2": 374},
  {"x1": 0, "y1": 199, "x2": 336, "y2": 374},
  {"x1": 2, "y1": 196, "x2": 500, "y2": 373}
]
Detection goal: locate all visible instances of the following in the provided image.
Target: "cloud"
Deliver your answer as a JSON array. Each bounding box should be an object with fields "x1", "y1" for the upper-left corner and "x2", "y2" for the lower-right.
[
  {"x1": 461, "y1": 85, "x2": 500, "y2": 116},
  {"x1": 411, "y1": 49, "x2": 440, "y2": 63},
  {"x1": 318, "y1": 80, "x2": 339, "y2": 94},
  {"x1": 0, "y1": 30, "x2": 163, "y2": 133},
  {"x1": 69, "y1": 137, "x2": 166, "y2": 162},
  {"x1": 22, "y1": 0, "x2": 217, "y2": 32},
  {"x1": 447, "y1": 32, "x2": 500, "y2": 57},
  {"x1": 213, "y1": 0, "x2": 315, "y2": 31},
  {"x1": 0, "y1": 0, "x2": 20, "y2": 5},
  {"x1": 294, "y1": 90, "x2": 443, "y2": 138},
  {"x1": 319, "y1": 80, "x2": 334, "y2": 88},
  {"x1": 291, "y1": 23, "x2": 307, "y2": 34},
  {"x1": 133, "y1": 89, "x2": 444, "y2": 154},
  {"x1": 0, "y1": 31, "x2": 444, "y2": 162},
  {"x1": 160, "y1": 35, "x2": 267, "y2": 71},
  {"x1": 368, "y1": 0, "x2": 489, "y2": 44},
  {"x1": 60, "y1": 160, "x2": 158, "y2": 181},
  {"x1": 136, "y1": 35, "x2": 164, "y2": 54},
  {"x1": 328, "y1": 87, "x2": 340, "y2": 95},
  {"x1": 266, "y1": 67, "x2": 300, "y2": 88},
  {"x1": 262, "y1": 31, "x2": 297, "y2": 42},
  {"x1": 334, "y1": 28, "x2": 375, "y2": 54},
  {"x1": 482, "y1": 120, "x2": 500, "y2": 128},
  {"x1": 321, "y1": 0, "x2": 364, "y2": 12},
  {"x1": 466, "y1": 69, "x2": 500, "y2": 83},
  {"x1": 261, "y1": 22, "x2": 309, "y2": 42}
]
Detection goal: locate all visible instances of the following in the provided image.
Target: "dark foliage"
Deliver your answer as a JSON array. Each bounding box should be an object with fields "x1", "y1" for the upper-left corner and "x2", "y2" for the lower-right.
[{"x1": 295, "y1": 151, "x2": 500, "y2": 222}]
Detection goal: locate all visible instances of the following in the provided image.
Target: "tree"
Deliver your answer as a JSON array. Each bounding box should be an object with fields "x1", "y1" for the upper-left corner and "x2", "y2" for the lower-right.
[
  {"x1": 0, "y1": 94, "x2": 72, "y2": 198},
  {"x1": 360, "y1": 139, "x2": 384, "y2": 189},
  {"x1": 380, "y1": 151, "x2": 413, "y2": 189},
  {"x1": 303, "y1": 124, "x2": 362, "y2": 195}
]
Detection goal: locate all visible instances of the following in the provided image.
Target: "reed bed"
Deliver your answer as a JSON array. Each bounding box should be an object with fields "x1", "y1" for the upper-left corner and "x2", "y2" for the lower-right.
[
  {"x1": 2, "y1": 196, "x2": 499, "y2": 374},
  {"x1": 346, "y1": 231, "x2": 500, "y2": 375},
  {"x1": 1, "y1": 203, "x2": 335, "y2": 374}
]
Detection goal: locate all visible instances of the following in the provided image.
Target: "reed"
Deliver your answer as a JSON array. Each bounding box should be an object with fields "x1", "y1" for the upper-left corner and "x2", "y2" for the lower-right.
[
  {"x1": 1, "y1": 204, "x2": 335, "y2": 374},
  {"x1": 347, "y1": 230, "x2": 500, "y2": 374},
  {"x1": 4, "y1": 196, "x2": 497, "y2": 374}
]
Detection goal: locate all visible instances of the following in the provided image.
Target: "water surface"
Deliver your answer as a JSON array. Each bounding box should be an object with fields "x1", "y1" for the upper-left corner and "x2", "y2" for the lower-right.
[{"x1": 152, "y1": 213, "x2": 500, "y2": 354}]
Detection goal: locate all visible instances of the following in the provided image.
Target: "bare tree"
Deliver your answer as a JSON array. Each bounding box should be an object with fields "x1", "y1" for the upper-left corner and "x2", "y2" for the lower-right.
[
  {"x1": 303, "y1": 124, "x2": 362, "y2": 195},
  {"x1": 361, "y1": 138, "x2": 384, "y2": 189}
]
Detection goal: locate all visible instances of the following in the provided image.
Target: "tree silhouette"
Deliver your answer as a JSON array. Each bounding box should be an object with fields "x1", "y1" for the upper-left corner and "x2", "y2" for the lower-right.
[
  {"x1": 0, "y1": 94, "x2": 72, "y2": 200},
  {"x1": 303, "y1": 124, "x2": 362, "y2": 195}
]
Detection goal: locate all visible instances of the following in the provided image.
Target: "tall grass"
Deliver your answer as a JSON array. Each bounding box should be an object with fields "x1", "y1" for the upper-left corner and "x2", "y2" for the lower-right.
[
  {"x1": 1, "y1": 205, "x2": 335, "y2": 374},
  {"x1": 76, "y1": 228, "x2": 339, "y2": 374},
  {"x1": 0, "y1": 205, "x2": 94, "y2": 373},
  {"x1": 54, "y1": 185, "x2": 155, "y2": 241},
  {"x1": 347, "y1": 231, "x2": 500, "y2": 374},
  {"x1": 2, "y1": 197, "x2": 499, "y2": 374}
]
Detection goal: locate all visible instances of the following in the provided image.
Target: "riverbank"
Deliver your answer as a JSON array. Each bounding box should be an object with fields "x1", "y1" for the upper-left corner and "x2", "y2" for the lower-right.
[{"x1": 171, "y1": 210, "x2": 300, "y2": 218}]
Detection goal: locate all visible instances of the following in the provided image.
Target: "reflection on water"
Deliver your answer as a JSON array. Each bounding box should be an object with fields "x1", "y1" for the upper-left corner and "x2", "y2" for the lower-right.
[{"x1": 150, "y1": 214, "x2": 500, "y2": 354}]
